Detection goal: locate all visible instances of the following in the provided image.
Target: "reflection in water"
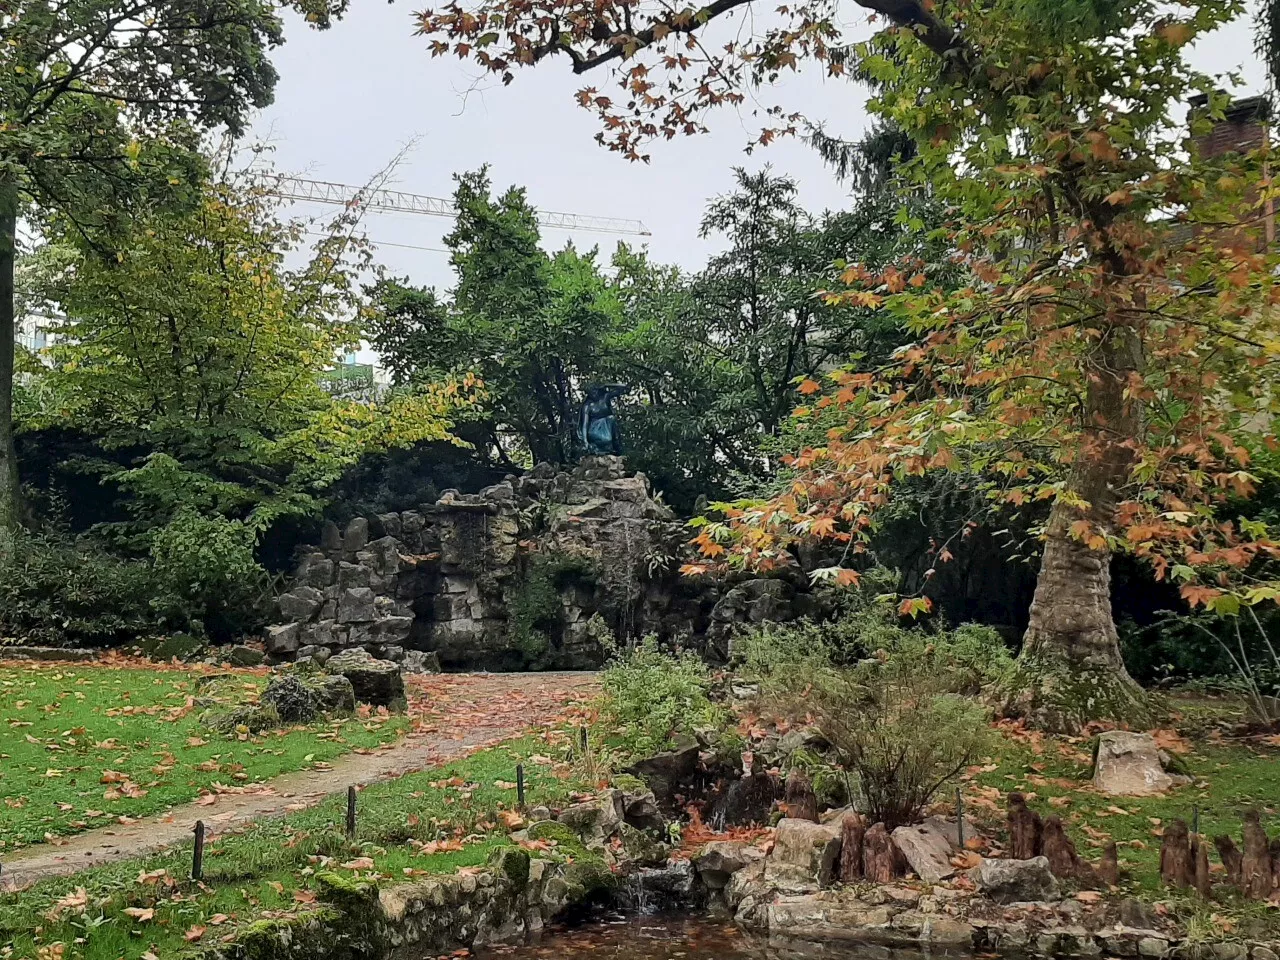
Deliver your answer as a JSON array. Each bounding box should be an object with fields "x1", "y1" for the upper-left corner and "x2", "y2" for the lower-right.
[{"x1": 480, "y1": 916, "x2": 945, "y2": 960}]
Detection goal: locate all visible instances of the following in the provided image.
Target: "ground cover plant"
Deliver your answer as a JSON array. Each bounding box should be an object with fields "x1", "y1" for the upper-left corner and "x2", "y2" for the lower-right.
[
  {"x1": 0, "y1": 733, "x2": 592, "y2": 960},
  {"x1": 0, "y1": 658, "x2": 407, "y2": 848}
]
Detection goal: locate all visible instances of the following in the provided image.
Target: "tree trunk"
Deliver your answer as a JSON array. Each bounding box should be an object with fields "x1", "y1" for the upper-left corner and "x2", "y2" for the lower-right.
[
  {"x1": 0, "y1": 181, "x2": 21, "y2": 535},
  {"x1": 1003, "y1": 324, "x2": 1153, "y2": 732}
]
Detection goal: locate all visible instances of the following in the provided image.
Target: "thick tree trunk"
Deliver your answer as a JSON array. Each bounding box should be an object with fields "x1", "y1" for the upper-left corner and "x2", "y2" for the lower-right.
[
  {"x1": 1002, "y1": 323, "x2": 1153, "y2": 732},
  {"x1": 0, "y1": 181, "x2": 21, "y2": 535}
]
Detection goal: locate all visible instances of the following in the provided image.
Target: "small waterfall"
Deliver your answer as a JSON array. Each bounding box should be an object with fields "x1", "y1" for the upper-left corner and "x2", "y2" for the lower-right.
[{"x1": 623, "y1": 871, "x2": 653, "y2": 915}]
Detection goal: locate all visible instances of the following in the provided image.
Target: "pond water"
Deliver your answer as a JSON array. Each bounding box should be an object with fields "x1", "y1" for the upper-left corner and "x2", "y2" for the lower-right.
[{"x1": 480, "y1": 917, "x2": 944, "y2": 960}]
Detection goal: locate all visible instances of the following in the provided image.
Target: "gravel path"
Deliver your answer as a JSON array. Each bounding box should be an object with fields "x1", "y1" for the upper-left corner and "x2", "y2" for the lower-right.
[{"x1": 0, "y1": 671, "x2": 598, "y2": 892}]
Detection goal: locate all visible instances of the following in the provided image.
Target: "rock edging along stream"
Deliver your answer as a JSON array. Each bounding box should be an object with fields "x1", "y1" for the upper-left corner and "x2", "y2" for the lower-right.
[{"x1": 197, "y1": 791, "x2": 1280, "y2": 960}]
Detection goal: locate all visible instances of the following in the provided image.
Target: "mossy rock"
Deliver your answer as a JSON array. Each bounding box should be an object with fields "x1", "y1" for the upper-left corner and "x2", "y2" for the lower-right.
[
  {"x1": 488, "y1": 845, "x2": 531, "y2": 888},
  {"x1": 139, "y1": 632, "x2": 206, "y2": 662},
  {"x1": 233, "y1": 908, "x2": 342, "y2": 960},
  {"x1": 617, "y1": 822, "x2": 669, "y2": 867},
  {"x1": 315, "y1": 871, "x2": 379, "y2": 911},
  {"x1": 526, "y1": 819, "x2": 582, "y2": 848},
  {"x1": 562, "y1": 858, "x2": 617, "y2": 900},
  {"x1": 201, "y1": 701, "x2": 281, "y2": 734}
]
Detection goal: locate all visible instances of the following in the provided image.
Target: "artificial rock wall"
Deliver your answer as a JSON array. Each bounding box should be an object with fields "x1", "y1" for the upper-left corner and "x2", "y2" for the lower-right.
[{"x1": 264, "y1": 457, "x2": 823, "y2": 670}]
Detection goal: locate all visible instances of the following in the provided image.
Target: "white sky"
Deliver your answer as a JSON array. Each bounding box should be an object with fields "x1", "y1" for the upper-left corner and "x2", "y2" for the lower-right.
[{"x1": 251, "y1": 1, "x2": 1268, "y2": 293}]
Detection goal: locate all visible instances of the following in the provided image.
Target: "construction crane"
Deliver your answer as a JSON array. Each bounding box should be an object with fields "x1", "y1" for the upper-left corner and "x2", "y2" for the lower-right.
[{"x1": 265, "y1": 175, "x2": 651, "y2": 238}]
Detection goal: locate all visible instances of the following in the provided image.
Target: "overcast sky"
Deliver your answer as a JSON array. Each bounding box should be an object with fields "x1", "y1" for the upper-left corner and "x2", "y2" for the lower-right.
[{"x1": 251, "y1": 1, "x2": 1268, "y2": 294}]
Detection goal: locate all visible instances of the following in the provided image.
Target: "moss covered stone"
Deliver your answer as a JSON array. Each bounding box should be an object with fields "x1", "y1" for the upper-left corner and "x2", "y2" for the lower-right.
[
  {"x1": 315, "y1": 870, "x2": 379, "y2": 911},
  {"x1": 1001, "y1": 656, "x2": 1158, "y2": 734},
  {"x1": 489, "y1": 845, "x2": 531, "y2": 889},
  {"x1": 526, "y1": 819, "x2": 582, "y2": 847}
]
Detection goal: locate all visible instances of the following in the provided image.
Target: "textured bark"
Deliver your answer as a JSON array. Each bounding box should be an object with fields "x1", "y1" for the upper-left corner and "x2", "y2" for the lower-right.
[
  {"x1": 1003, "y1": 328, "x2": 1152, "y2": 733},
  {"x1": 783, "y1": 770, "x2": 819, "y2": 823},
  {"x1": 1270, "y1": 837, "x2": 1280, "y2": 890},
  {"x1": 0, "y1": 182, "x2": 20, "y2": 534},
  {"x1": 1159, "y1": 820, "x2": 1193, "y2": 889},
  {"x1": 1214, "y1": 835, "x2": 1244, "y2": 887},
  {"x1": 1242, "y1": 809, "x2": 1273, "y2": 899},
  {"x1": 1193, "y1": 837, "x2": 1212, "y2": 898},
  {"x1": 839, "y1": 813, "x2": 867, "y2": 883},
  {"x1": 863, "y1": 822, "x2": 899, "y2": 884},
  {"x1": 1007, "y1": 792, "x2": 1043, "y2": 860},
  {"x1": 1098, "y1": 841, "x2": 1119, "y2": 887},
  {"x1": 1042, "y1": 815, "x2": 1091, "y2": 881}
]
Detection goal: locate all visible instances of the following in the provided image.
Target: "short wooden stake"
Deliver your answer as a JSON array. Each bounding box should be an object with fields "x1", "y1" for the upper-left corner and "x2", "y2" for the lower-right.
[
  {"x1": 516, "y1": 764, "x2": 526, "y2": 810},
  {"x1": 1192, "y1": 804, "x2": 1200, "y2": 837},
  {"x1": 579, "y1": 725, "x2": 589, "y2": 756},
  {"x1": 956, "y1": 788, "x2": 965, "y2": 849},
  {"x1": 346, "y1": 786, "x2": 357, "y2": 840},
  {"x1": 192, "y1": 820, "x2": 205, "y2": 881}
]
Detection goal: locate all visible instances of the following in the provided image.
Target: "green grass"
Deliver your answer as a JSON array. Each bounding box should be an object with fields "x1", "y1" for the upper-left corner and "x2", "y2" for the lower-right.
[
  {"x1": 0, "y1": 662, "x2": 408, "y2": 847},
  {"x1": 958, "y1": 693, "x2": 1279, "y2": 937},
  {"x1": 0, "y1": 734, "x2": 591, "y2": 960}
]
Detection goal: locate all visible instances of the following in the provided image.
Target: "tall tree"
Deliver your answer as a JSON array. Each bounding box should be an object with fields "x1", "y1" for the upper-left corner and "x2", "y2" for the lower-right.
[
  {"x1": 418, "y1": 0, "x2": 1280, "y2": 730},
  {"x1": 0, "y1": 0, "x2": 345, "y2": 532},
  {"x1": 370, "y1": 168, "x2": 622, "y2": 467}
]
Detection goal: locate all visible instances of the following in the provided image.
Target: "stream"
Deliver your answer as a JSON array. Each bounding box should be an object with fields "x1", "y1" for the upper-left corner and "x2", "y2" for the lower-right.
[{"x1": 478, "y1": 916, "x2": 950, "y2": 960}]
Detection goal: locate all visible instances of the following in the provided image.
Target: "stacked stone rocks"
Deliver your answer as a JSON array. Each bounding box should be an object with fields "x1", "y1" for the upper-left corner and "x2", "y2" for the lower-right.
[{"x1": 264, "y1": 456, "x2": 825, "y2": 671}]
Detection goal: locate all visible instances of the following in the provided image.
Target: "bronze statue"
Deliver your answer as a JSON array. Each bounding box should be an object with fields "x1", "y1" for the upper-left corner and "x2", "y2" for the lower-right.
[{"x1": 579, "y1": 384, "x2": 628, "y2": 456}]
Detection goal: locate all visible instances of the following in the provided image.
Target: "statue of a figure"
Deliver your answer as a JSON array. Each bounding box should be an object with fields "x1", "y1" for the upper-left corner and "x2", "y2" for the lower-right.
[{"x1": 578, "y1": 384, "x2": 628, "y2": 456}]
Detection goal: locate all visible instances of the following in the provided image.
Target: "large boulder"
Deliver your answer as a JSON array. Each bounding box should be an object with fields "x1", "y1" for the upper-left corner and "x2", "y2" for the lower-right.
[
  {"x1": 402, "y1": 650, "x2": 441, "y2": 674},
  {"x1": 712, "y1": 771, "x2": 781, "y2": 827},
  {"x1": 975, "y1": 857, "x2": 1060, "y2": 904},
  {"x1": 325, "y1": 647, "x2": 405, "y2": 707},
  {"x1": 694, "y1": 840, "x2": 766, "y2": 890},
  {"x1": 767, "y1": 818, "x2": 843, "y2": 889},
  {"x1": 1093, "y1": 732, "x2": 1175, "y2": 796},
  {"x1": 892, "y1": 821, "x2": 957, "y2": 883},
  {"x1": 262, "y1": 671, "x2": 356, "y2": 722}
]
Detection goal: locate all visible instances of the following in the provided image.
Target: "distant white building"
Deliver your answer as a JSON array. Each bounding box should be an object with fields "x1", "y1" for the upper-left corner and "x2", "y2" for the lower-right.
[{"x1": 15, "y1": 313, "x2": 56, "y2": 353}]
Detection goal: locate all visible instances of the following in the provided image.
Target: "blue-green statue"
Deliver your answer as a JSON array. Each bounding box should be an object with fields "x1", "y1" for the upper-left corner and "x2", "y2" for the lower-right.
[{"x1": 579, "y1": 384, "x2": 628, "y2": 456}]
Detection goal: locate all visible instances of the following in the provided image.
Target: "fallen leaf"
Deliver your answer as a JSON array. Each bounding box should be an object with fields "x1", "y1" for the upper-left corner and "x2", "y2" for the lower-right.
[
  {"x1": 123, "y1": 907, "x2": 155, "y2": 921},
  {"x1": 184, "y1": 925, "x2": 207, "y2": 942}
]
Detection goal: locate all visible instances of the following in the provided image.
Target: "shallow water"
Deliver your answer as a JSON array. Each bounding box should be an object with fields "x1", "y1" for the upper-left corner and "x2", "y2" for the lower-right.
[{"x1": 480, "y1": 916, "x2": 946, "y2": 960}]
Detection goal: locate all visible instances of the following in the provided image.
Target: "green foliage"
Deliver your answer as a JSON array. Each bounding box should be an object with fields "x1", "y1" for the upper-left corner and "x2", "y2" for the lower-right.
[
  {"x1": 746, "y1": 609, "x2": 1002, "y2": 827},
  {"x1": 739, "y1": 582, "x2": 1014, "y2": 697},
  {"x1": 150, "y1": 509, "x2": 268, "y2": 641},
  {"x1": 0, "y1": 530, "x2": 178, "y2": 646},
  {"x1": 598, "y1": 639, "x2": 730, "y2": 761},
  {"x1": 508, "y1": 553, "x2": 600, "y2": 667}
]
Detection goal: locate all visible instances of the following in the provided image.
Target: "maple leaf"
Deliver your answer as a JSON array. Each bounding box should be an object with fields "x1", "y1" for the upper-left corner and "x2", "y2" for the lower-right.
[
  {"x1": 123, "y1": 907, "x2": 155, "y2": 921},
  {"x1": 184, "y1": 925, "x2": 207, "y2": 942},
  {"x1": 340, "y1": 857, "x2": 376, "y2": 870},
  {"x1": 797, "y1": 378, "x2": 822, "y2": 395},
  {"x1": 45, "y1": 887, "x2": 89, "y2": 921}
]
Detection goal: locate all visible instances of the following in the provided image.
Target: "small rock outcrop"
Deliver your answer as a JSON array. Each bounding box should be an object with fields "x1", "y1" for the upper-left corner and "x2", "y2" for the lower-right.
[
  {"x1": 767, "y1": 818, "x2": 843, "y2": 890},
  {"x1": 262, "y1": 671, "x2": 356, "y2": 722},
  {"x1": 892, "y1": 821, "x2": 957, "y2": 883}
]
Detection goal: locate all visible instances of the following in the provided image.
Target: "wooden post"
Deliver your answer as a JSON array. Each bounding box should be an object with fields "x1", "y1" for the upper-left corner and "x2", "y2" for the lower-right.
[
  {"x1": 516, "y1": 764, "x2": 526, "y2": 810},
  {"x1": 192, "y1": 820, "x2": 205, "y2": 881},
  {"x1": 956, "y1": 788, "x2": 965, "y2": 849},
  {"x1": 346, "y1": 786, "x2": 357, "y2": 840},
  {"x1": 579, "y1": 725, "x2": 589, "y2": 757}
]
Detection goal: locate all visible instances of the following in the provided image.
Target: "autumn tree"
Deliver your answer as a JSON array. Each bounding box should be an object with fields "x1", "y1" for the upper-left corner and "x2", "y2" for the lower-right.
[
  {"x1": 0, "y1": 0, "x2": 348, "y2": 533},
  {"x1": 418, "y1": 0, "x2": 1280, "y2": 730}
]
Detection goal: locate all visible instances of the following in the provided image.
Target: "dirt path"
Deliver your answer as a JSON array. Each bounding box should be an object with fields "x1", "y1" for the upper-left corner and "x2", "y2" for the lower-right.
[{"x1": 0, "y1": 672, "x2": 598, "y2": 893}]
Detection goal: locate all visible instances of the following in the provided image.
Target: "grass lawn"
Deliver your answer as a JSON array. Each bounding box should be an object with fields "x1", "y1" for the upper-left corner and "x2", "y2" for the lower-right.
[
  {"x1": 953, "y1": 694, "x2": 1280, "y2": 938},
  {"x1": 0, "y1": 733, "x2": 591, "y2": 960},
  {"x1": 0, "y1": 660, "x2": 409, "y2": 848}
]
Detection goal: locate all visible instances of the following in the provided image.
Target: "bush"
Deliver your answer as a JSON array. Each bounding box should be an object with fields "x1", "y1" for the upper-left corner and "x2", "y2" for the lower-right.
[
  {"x1": 744, "y1": 608, "x2": 1000, "y2": 828},
  {"x1": 598, "y1": 638, "x2": 731, "y2": 761},
  {"x1": 149, "y1": 509, "x2": 269, "y2": 642},
  {"x1": 739, "y1": 604, "x2": 1013, "y2": 695},
  {"x1": 0, "y1": 530, "x2": 177, "y2": 646}
]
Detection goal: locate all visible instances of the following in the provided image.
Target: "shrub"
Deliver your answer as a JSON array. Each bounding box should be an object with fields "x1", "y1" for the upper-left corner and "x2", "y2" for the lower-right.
[
  {"x1": 0, "y1": 530, "x2": 177, "y2": 646},
  {"x1": 149, "y1": 510, "x2": 269, "y2": 642},
  {"x1": 745, "y1": 608, "x2": 999, "y2": 828},
  {"x1": 598, "y1": 638, "x2": 730, "y2": 761}
]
